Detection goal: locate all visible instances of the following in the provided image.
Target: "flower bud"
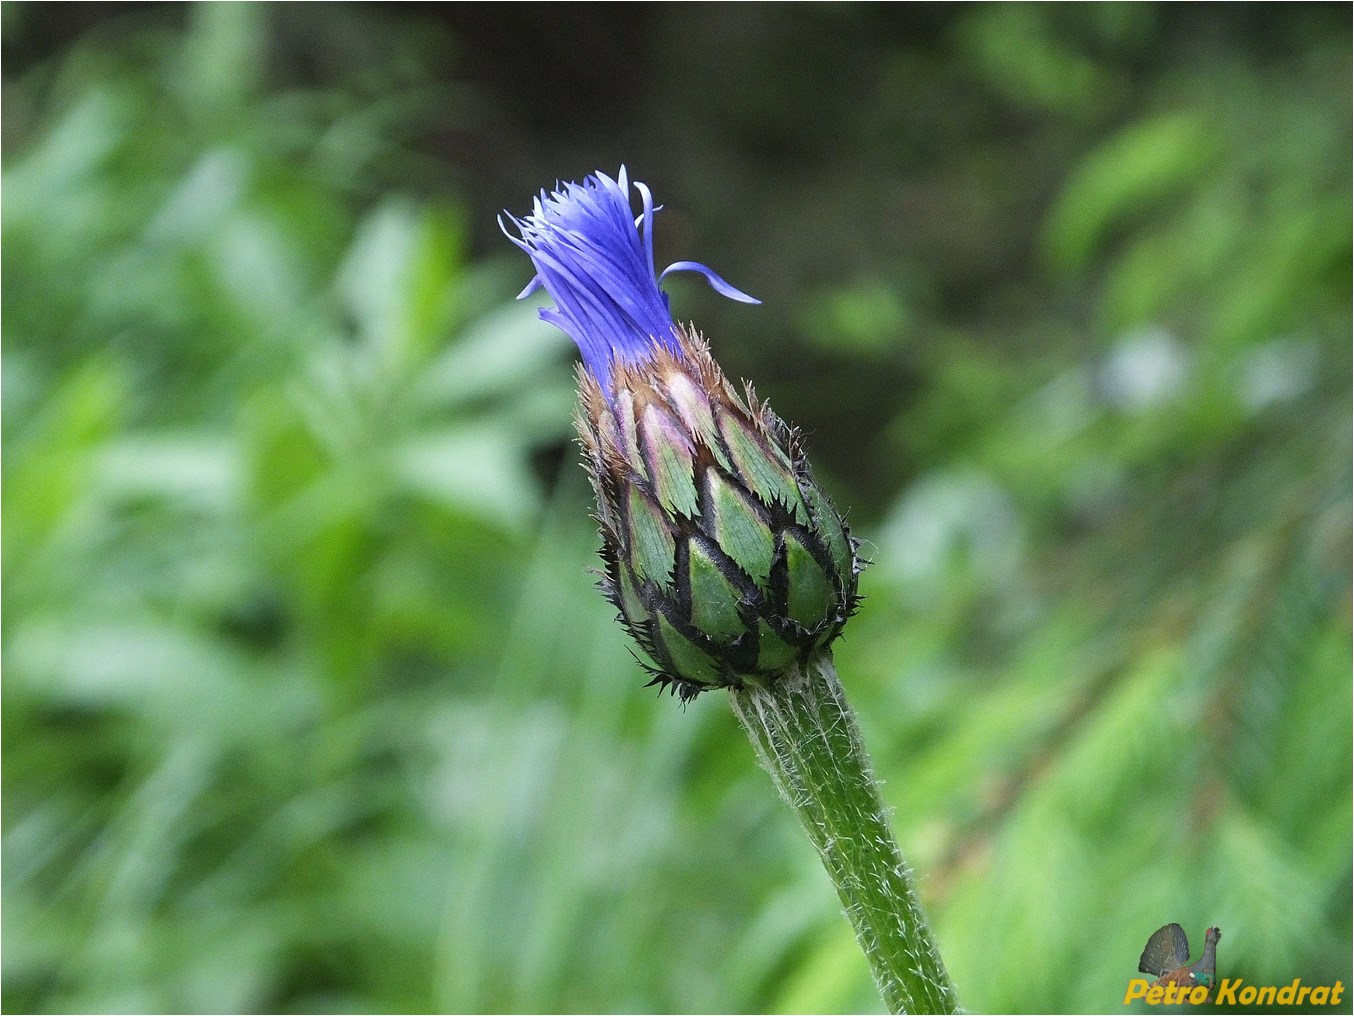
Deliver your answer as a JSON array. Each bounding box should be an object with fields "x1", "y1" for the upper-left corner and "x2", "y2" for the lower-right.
[{"x1": 504, "y1": 169, "x2": 860, "y2": 699}]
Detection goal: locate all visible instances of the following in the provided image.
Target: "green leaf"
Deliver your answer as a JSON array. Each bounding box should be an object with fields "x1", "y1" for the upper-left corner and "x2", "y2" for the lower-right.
[
  {"x1": 707, "y1": 471, "x2": 775, "y2": 584},
  {"x1": 626, "y1": 488, "x2": 676, "y2": 586},
  {"x1": 655, "y1": 615, "x2": 721, "y2": 686},
  {"x1": 784, "y1": 532, "x2": 833, "y2": 631},
  {"x1": 688, "y1": 541, "x2": 748, "y2": 642},
  {"x1": 755, "y1": 622, "x2": 799, "y2": 673},
  {"x1": 800, "y1": 480, "x2": 853, "y2": 586},
  {"x1": 716, "y1": 411, "x2": 806, "y2": 522},
  {"x1": 1043, "y1": 113, "x2": 1221, "y2": 274}
]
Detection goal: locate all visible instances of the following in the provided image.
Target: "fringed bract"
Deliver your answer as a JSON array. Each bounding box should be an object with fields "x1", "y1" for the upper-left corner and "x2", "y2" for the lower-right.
[{"x1": 577, "y1": 327, "x2": 861, "y2": 700}]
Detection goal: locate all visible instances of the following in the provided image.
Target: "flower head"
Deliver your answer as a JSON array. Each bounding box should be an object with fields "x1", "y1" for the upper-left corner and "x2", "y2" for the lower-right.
[
  {"x1": 504, "y1": 170, "x2": 859, "y2": 700},
  {"x1": 500, "y1": 167, "x2": 758, "y2": 389}
]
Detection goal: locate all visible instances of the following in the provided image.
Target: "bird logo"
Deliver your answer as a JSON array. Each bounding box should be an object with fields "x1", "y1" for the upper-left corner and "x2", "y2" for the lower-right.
[{"x1": 1138, "y1": 924, "x2": 1222, "y2": 999}]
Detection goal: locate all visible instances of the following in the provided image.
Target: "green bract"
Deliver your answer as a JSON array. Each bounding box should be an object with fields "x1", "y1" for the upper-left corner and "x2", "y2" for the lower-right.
[{"x1": 579, "y1": 329, "x2": 860, "y2": 700}]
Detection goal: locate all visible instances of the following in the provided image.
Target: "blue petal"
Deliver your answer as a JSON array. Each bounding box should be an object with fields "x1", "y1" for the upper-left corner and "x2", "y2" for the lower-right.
[
  {"x1": 659, "y1": 261, "x2": 762, "y2": 304},
  {"x1": 502, "y1": 169, "x2": 759, "y2": 389}
]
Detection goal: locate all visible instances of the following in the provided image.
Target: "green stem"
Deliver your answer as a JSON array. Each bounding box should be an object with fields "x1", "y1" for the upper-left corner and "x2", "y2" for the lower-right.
[{"x1": 730, "y1": 653, "x2": 958, "y2": 1015}]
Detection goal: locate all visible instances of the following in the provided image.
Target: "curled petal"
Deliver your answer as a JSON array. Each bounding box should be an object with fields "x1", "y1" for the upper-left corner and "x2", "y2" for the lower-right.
[{"x1": 660, "y1": 261, "x2": 762, "y2": 305}]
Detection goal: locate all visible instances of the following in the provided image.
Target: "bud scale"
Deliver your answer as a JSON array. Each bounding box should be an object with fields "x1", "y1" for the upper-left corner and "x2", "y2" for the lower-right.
[{"x1": 578, "y1": 329, "x2": 860, "y2": 700}]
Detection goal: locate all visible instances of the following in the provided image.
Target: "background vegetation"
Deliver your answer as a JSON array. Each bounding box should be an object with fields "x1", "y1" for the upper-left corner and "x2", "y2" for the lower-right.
[{"x1": 4, "y1": 4, "x2": 1350, "y2": 1013}]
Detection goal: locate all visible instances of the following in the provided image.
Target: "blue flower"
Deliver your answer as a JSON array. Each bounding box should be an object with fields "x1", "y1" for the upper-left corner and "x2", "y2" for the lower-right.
[{"x1": 501, "y1": 167, "x2": 759, "y2": 388}]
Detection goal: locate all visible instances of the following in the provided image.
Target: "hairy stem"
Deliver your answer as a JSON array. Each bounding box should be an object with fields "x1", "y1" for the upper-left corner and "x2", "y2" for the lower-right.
[{"x1": 730, "y1": 653, "x2": 957, "y2": 1015}]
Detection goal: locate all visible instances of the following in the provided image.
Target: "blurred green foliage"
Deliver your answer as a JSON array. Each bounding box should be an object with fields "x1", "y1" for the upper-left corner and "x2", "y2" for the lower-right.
[{"x1": 3, "y1": 4, "x2": 1350, "y2": 1014}]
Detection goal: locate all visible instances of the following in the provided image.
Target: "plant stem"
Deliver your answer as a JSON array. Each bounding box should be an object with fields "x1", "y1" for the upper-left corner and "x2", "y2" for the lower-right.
[{"x1": 729, "y1": 653, "x2": 958, "y2": 1015}]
